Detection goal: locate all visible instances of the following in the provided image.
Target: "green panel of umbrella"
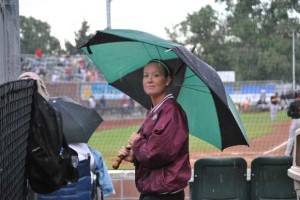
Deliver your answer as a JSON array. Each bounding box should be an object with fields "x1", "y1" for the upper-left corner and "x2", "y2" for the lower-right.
[
  {"x1": 85, "y1": 42, "x2": 178, "y2": 83},
  {"x1": 81, "y1": 29, "x2": 249, "y2": 150}
]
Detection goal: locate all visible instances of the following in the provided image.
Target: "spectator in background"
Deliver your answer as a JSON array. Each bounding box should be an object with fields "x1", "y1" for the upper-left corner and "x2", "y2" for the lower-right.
[
  {"x1": 86, "y1": 69, "x2": 93, "y2": 81},
  {"x1": 65, "y1": 65, "x2": 73, "y2": 81},
  {"x1": 121, "y1": 95, "x2": 129, "y2": 116},
  {"x1": 99, "y1": 95, "x2": 107, "y2": 109},
  {"x1": 80, "y1": 67, "x2": 87, "y2": 81},
  {"x1": 270, "y1": 92, "x2": 281, "y2": 121},
  {"x1": 92, "y1": 68, "x2": 99, "y2": 81},
  {"x1": 128, "y1": 98, "x2": 135, "y2": 116},
  {"x1": 88, "y1": 95, "x2": 96, "y2": 109},
  {"x1": 285, "y1": 91, "x2": 300, "y2": 156},
  {"x1": 257, "y1": 89, "x2": 268, "y2": 112},
  {"x1": 51, "y1": 71, "x2": 59, "y2": 82},
  {"x1": 35, "y1": 48, "x2": 43, "y2": 61}
]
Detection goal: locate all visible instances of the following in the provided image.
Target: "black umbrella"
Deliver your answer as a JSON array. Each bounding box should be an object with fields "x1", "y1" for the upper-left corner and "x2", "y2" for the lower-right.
[
  {"x1": 49, "y1": 96, "x2": 103, "y2": 143},
  {"x1": 80, "y1": 29, "x2": 249, "y2": 150}
]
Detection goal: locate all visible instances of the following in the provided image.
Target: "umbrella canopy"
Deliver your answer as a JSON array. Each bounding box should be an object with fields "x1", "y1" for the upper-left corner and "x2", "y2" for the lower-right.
[
  {"x1": 80, "y1": 29, "x2": 248, "y2": 150},
  {"x1": 49, "y1": 96, "x2": 103, "y2": 143}
]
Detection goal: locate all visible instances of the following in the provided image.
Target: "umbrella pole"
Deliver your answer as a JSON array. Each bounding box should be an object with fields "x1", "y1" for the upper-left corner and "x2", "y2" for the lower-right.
[{"x1": 112, "y1": 144, "x2": 131, "y2": 169}]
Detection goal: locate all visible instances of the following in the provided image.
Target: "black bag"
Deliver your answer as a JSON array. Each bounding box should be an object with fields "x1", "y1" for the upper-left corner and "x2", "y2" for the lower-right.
[{"x1": 27, "y1": 90, "x2": 79, "y2": 194}]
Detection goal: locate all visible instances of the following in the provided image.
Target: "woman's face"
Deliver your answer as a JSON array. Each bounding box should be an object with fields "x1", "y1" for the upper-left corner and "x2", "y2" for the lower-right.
[{"x1": 143, "y1": 62, "x2": 171, "y2": 100}]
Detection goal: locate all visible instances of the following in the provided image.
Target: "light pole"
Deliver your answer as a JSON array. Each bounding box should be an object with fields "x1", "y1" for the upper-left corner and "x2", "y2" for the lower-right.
[
  {"x1": 106, "y1": 0, "x2": 112, "y2": 29},
  {"x1": 293, "y1": 29, "x2": 296, "y2": 91}
]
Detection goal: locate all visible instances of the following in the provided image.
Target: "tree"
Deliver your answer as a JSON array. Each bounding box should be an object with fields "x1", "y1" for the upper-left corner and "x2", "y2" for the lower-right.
[
  {"x1": 20, "y1": 16, "x2": 61, "y2": 54},
  {"x1": 225, "y1": 0, "x2": 300, "y2": 81},
  {"x1": 166, "y1": 5, "x2": 235, "y2": 72},
  {"x1": 64, "y1": 20, "x2": 93, "y2": 55},
  {"x1": 166, "y1": 0, "x2": 300, "y2": 81}
]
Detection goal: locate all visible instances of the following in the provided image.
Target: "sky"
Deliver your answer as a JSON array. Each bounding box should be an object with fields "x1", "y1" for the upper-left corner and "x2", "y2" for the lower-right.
[{"x1": 19, "y1": 0, "x2": 224, "y2": 46}]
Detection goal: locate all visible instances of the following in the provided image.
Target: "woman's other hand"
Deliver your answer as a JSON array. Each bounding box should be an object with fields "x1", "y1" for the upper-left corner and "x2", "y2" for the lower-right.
[{"x1": 128, "y1": 132, "x2": 140, "y2": 145}]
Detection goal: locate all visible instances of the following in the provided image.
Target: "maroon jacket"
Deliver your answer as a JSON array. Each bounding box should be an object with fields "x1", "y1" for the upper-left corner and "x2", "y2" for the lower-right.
[{"x1": 132, "y1": 97, "x2": 191, "y2": 194}]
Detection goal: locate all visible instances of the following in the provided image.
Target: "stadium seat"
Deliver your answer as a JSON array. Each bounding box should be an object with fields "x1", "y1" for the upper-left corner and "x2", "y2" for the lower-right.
[
  {"x1": 190, "y1": 157, "x2": 249, "y2": 200},
  {"x1": 225, "y1": 86, "x2": 234, "y2": 94},
  {"x1": 264, "y1": 84, "x2": 275, "y2": 93},
  {"x1": 250, "y1": 156, "x2": 296, "y2": 200},
  {"x1": 241, "y1": 85, "x2": 259, "y2": 94}
]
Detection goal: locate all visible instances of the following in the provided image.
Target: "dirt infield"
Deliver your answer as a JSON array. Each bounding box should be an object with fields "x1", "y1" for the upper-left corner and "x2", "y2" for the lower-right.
[
  {"x1": 97, "y1": 118, "x2": 291, "y2": 167},
  {"x1": 190, "y1": 120, "x2": 291, "y2": 167}
]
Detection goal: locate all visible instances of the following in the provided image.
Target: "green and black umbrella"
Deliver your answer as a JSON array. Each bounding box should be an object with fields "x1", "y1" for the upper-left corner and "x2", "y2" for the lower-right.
[{"x1": 80, "y1": 29, "x2": 249, "y2": 150}]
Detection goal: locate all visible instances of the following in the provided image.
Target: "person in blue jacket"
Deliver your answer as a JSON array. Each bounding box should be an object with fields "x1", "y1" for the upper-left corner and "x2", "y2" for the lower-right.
[{"x1": 20, "y1": 72, "x2": 115, "y2": 200}]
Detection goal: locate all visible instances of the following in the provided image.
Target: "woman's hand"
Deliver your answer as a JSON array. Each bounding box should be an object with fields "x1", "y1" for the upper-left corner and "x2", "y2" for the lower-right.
[
  {"x1": 118, "y1": 145, "x2": 135, "y2": 163},
  {"x1": 118, "y1": 145, "x2": 130, "y2": 156}
]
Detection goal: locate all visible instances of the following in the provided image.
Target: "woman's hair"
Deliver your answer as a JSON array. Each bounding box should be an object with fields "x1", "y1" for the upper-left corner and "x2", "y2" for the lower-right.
[
  {"x1": 18, "y1": 72, "x2": 50, "y2": 100},
  {"x1": 147, "y1": 59, "x2": 172, "y2": 77}
]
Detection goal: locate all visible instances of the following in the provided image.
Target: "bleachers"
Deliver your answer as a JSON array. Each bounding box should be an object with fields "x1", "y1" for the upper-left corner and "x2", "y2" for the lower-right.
[
  {"x1": 225, "y1": 86, "x2": 234, "y2": 94},
  {"x1": 241, "y1": 84, "x2": 275, "y2": 94}
]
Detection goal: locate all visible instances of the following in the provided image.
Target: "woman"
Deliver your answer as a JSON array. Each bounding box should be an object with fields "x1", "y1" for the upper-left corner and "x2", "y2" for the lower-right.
[{"x1": 119, "y1": 59, "x2": 191, "y2": 200}]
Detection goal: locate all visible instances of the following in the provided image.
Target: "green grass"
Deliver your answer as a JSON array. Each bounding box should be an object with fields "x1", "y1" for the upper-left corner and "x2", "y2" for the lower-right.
[
  {"x1": 89, "y1": 125, "x2": 139, "y2": 157},
  {"x1": 240, "y1": 110, "x2": 289, "y2": 138},
  {"x1": 88, "y1": 110, "x2": 290, "y2": 169}
]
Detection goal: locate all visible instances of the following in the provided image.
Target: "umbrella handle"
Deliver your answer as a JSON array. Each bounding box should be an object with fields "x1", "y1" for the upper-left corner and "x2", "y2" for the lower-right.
[{"x1": 112, "y1": 144, "x2": 131, "y2": 169}]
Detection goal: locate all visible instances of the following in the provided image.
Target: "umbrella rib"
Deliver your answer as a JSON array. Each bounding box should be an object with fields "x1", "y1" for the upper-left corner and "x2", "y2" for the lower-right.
[
  {"x1": 156, "y1": 46, "x2": 163, "y2": 60},
  {"x1": 184, "y1": 74, "x2": 197, "y2": 79},
  {"x1": 141, "y1": 42, "x2": 167, "y2": 60},
  {"x1": 176, "y1": 74, "x2": 199, "y2": 82},
  {"x1": 142, "y1": 42, "x2": 153, "y2": 59}
]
